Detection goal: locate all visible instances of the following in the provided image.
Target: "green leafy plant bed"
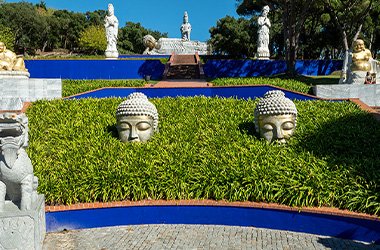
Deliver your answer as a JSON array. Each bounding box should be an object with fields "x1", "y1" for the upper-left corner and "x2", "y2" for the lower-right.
[
  {"x1": 211, "y1": 77, "x2": 311, "y2": 94},
  {"x1": 62, "y1": 79, "x2": 146, "y2": 97},
  {"x1": 27, "y1": 98, "x2": 380, "y2": 215}
]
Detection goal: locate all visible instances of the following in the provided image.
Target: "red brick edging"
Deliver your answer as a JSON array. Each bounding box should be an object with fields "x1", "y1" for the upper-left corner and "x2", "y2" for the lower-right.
[{"x1": 45, "y1": 199, "x2": 380, "y2": 222}]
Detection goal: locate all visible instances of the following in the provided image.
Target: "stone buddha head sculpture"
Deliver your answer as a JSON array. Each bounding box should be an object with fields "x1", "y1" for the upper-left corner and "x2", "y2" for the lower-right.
[
  {"x1": 254, "y1": 90, "x2": 297, "y2": 144},
  {"x1": 116, "y1": 92, "x2": 158, "y2": 143}
]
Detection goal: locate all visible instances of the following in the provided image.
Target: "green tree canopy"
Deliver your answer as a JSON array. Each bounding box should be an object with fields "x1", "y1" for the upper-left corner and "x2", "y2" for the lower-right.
[
  {"x1": 78, "y1": 25, "x2": 106, "y2": 54},
  {"x1": 118, "y1": 22, "x2": 167, "y2": 54},
  {"x1": 209, "y1": 16, "x2": 256, "y2": 57}
]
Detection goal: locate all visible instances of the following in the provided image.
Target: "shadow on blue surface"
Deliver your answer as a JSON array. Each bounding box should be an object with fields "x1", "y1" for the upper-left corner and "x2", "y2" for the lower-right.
[
  {"x1": 46, "y1": 205, "x2": 380, "y2": 244},
  {"x1": 203, "y1": 60, "x2": 343, "y2": 78},
  {"x1": 68, "y1": 85, "x2": 317, "y2": 101}
]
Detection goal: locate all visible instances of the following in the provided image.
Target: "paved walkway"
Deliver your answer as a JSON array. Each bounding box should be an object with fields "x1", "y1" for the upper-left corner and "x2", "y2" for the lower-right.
[
  {"x1": 148, "y1": 79, "x2": 211, "y2": 88},
  {"x1": 43, "y1": 224, "x2": 379, "y2": 250}
]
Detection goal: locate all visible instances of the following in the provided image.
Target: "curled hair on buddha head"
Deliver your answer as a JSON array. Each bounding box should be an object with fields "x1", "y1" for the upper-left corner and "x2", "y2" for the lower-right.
[
  {"x1": 116, "y1": 92, "x2": 159, "y2": 131},
  {"x1": 254, "y1": 90, "x2": 297, "y2": 130}
]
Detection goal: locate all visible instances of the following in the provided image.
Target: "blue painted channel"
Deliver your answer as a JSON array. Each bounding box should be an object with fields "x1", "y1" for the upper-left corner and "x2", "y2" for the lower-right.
[
  {"x1": 68, "y1": 86, "x2": 317, "y2": 101},
  {"x1": 46, "y1": 205, "x2": 380, "y2": 244},
  {"x1": 24, "y1": 59, "x2": 342, "y2": 79}
]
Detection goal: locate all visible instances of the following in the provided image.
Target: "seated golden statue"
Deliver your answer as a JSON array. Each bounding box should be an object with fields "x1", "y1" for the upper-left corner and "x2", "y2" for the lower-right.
[{"x1": 0, "y1": 42, "x2": 27, "y2": 72}]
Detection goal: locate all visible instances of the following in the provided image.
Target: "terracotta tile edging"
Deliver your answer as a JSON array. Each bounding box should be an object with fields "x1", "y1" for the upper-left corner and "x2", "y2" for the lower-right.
[{"x1": 45, "y1": 199, "x2": 380, "y2": 222}]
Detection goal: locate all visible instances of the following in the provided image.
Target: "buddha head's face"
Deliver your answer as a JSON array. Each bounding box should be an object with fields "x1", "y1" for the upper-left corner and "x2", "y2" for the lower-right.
[
  {"x1": 0, "y1": 42, "x2": 5, "y2": 52},
  {"x1": 254, "y1": 90, "x2": 297, "y2": 144},
  {"x1": 116, "y1": 92, "x2": 159, "y2": 143},
  {"x1": 117, "y1": 115, "x2": 154, "y2": 142},
  {"x1": 257, "y1": 114, "x2": 296, "y2": 144},
  {"x1": 354, "y1": 39, "x2": 366, "y2": 52}
]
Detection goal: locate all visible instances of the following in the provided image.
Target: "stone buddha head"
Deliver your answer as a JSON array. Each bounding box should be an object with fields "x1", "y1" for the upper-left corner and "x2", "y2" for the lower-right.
[
  {"x1": 254, "y1": 90, "x2": 297, "y2": 144},
  {"x1": 116, "y1": 92, "x2": 158, "y2": 143}
]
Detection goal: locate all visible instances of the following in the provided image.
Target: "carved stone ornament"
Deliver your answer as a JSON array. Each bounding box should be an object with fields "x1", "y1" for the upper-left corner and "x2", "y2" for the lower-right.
[
  {"x1": 254, "y1": 90, "x2": 297, "y2": 144},
  {"x1": 116, "y1": 92, "x2": 159, "y2": 143},
  {"x1": 0, "y1": 113, "x2": 38, "y2": 211}
]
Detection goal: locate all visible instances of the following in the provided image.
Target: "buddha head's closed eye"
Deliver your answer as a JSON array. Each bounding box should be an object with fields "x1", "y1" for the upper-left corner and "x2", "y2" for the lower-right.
[
  {"x1": 116, "y1": 92, "x2": 158, "y2": 143},
  {"x1": 254, "y1": 90, "x2": 297, "y2": 144}
]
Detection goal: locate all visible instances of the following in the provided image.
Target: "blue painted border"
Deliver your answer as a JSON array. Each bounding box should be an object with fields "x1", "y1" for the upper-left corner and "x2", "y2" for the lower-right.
[
  {"x1": 25, "y1": 59, "x2": 165, "y2": 80},
  {"x1": 46, "y1": 205, "x2": 380, "y2": 244},
  {"x1": 68, "y1": 85, "x2": 317, "y2": 101}
]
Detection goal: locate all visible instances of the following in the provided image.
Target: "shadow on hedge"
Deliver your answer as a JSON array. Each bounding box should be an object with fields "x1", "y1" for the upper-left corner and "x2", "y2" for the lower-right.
[{"x1": 296, "y1": 112, "x2": 380, "y2": 183}]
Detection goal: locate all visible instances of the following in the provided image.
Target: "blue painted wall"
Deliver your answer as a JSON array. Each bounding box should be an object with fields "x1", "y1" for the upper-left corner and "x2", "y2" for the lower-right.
[
  {"x1": 46, "y1": 205, "x2": 380, "y2": 244},
  {"x1": 25, "y1": 59, "x2": 165, "y2": 80},
  {"x1": 203, "y1": 59, "x2": 343, "y2": 78},
  {"x1": 25, "y1": 59, "x2": 342, "y2": 79}
]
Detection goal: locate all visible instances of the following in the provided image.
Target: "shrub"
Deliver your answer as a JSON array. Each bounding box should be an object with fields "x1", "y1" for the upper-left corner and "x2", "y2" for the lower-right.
[
  {"x1": 26, "y1": 98, "x2": 380, "y2": 215},
  {"x1": 211, "y1": 77, "x2": 311, "y2": 94},
  {"x1": 62, "y1": 79, "x2": 146, "y2": 97}
]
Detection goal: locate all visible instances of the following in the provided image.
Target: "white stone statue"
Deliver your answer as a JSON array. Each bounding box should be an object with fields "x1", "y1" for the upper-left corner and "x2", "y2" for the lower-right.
[
  {"x1": 0, "y1": 113, "x2": 38, "y2": 211},
  {"x1": 254, "y1": 90, "x2": 297, "y2": 144},
  {"x1": 142, "y1": 35, "x2": 209, "y2": 55},
  {"x1": 104, "y1": 3, "x2": 119, "y2": 58},
  {"x1": 257, "y1": 5, "x2": 271, "y2": 60},
  {"x1": 180, "y1": 11, "x2": 192, "y2": 41}
]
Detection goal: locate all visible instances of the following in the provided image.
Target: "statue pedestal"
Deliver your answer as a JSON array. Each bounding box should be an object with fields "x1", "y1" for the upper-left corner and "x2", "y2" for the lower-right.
[
  {"x1": 0, "y1": 78, "x2": 62, "y2": 110},
  {"x1": 0, "y1": 195, "x2": 45, "y2": 250},
  {"x1": 105, "y1": 50, "x2": 119, "y2": 59},
  {"x1": 256, "y1": 50, "x2": 270, "y2": 60},
  {"x1": 313, "y1": 84, "x2": 380, "y2": 106},
  {"x1": 0, "y1": 71, "x2": 30, "y2": 79}
]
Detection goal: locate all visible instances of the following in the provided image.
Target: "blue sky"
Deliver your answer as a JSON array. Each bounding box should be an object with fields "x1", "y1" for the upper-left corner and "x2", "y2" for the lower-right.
[{"x1": 6, "y1": 0, "x2": 240, "y2": 42}]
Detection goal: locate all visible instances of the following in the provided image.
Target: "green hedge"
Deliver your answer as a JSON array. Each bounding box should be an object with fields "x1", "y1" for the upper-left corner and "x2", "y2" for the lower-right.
[
  {"x1": 62, "y1": 79, "x2": 146, "y2": 97},
  {"x1": 26, "y1": 98, "x2": 380, "y2": 215},
  {"x1": 211, "y1": 77, "x2": 311, "y2": 94}
]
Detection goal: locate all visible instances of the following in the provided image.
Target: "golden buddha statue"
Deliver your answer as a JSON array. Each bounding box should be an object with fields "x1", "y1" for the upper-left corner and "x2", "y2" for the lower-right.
[
  {"x1": 341, "y1": 39, "x2": 379, "y2": 84},
  {"x1": 351, "y1": 39, "x2": 372, "y2": 72},
  {"x1": 0, "y1": 42, "x2": 27, "y2": 72}
]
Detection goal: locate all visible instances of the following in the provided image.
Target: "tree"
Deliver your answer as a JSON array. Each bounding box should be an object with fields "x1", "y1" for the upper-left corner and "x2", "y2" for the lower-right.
[
  {"x1": 78, "y1": 25, "x2": 107, "y2": 54},
  {"x1": 209, "y1": 16, "x2": 256, "y2": 57},
  {"x1": 85, "y1": 10, "x2": 107, "y2": 27},
  {"x1": 118, "y1": 22, "x2": 167, "y2": 54},
  {"x1": 0, "y1": 2, "x2": 47, "y2": 53},
  {"x1": 0, "y1": 24, "x2": 15, "y2": 50},
  {"x1": 51, "y1": 10, "x2": 86, "y2": 51}
]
